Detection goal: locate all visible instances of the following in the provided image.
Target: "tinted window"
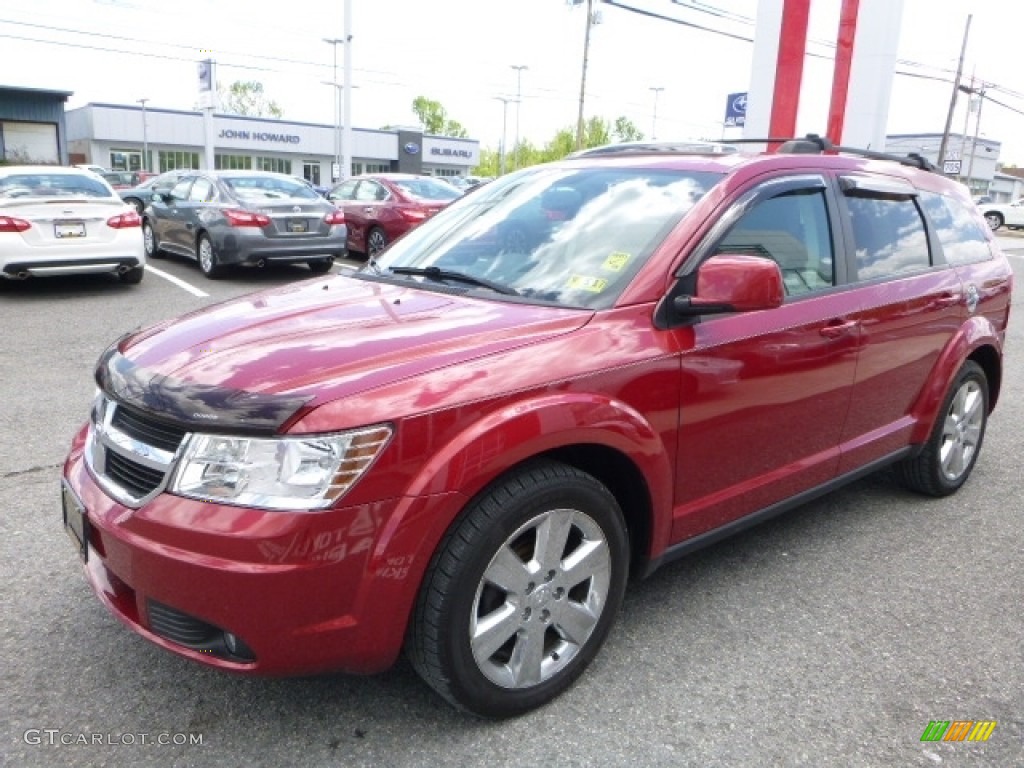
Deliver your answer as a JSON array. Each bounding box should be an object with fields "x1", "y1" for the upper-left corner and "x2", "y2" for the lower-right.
[
  {"x1": 222, "y1": 175, "x2": 318, "y2": 200},
  {"x1": 0, "y1": 172, "x2": 114, "y2": 199},
  {"x1": 845, "y1": 194, "x2": 930, "y2": 280},
  {"x1": 392, "y1": 178, "x2": 461, "y2": 201},
  {"x1": 715, "y1": 189, "x2": 835, "y2": 296},
  {"x1": 355, "y1": 181, "x2": 386, "y2": 202},
  {"x1": 329, "y1": 180, "x2": 359, "y2": 201},
  {"x1": 170, "y1": 178, "x2": 193, "y2": 199},
  {"x1": 188, "y1": 178, "x2": 215, "y2": 202},
  {"x1": 918, "y1": 191, "x2": 992, "y2": 265}
]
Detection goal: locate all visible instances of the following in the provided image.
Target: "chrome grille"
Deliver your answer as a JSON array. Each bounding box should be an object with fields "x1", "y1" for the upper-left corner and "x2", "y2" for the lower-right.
[{"x1": 85, "y1": 395, "x2": 189, "y2": 507}]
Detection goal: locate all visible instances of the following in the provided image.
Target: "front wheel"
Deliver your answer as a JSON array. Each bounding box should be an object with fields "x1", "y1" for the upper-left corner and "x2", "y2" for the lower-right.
[
  {"x1": 984, "y1": 212, "x2": 1004, "y2": 231},
  {"x1": 895, "y1": 360, "x2": 988, "y2": 496},
  {"x1": 407, "y1": 460, "x2": 629, "y2": 718},
  {"x1": 142, "y1": 221, "x2": 163, "y2": 259},
  {"x1": 197, "y1": 233, "x2": 224, "y2": 278}
]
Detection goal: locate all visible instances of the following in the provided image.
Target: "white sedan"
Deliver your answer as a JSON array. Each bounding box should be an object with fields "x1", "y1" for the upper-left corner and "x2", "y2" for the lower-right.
[
  {"x1": 0, "y1": 166, "x2": 146, "y2": 283},
  {"x1": 978, "y1": 198, "x2": 1024, "y2": 232}
]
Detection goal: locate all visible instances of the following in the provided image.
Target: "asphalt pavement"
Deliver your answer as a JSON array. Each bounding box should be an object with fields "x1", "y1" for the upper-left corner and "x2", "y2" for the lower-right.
[{"x1": 1, "y1": 250, "x2": 1021, "y2": 768}]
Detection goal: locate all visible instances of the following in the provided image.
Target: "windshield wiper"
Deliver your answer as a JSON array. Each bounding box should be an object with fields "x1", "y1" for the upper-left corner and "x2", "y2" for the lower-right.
[{"x1": 389, "y1": 266, "x2": 519, "y2": 296}]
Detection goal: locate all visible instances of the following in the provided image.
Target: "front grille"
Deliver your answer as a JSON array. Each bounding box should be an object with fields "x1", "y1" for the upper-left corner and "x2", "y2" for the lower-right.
[
  {"x1": 105, "y1": 450, "x2": 165, "y2": 497},
  {"x1": 111, "y1": 405, "x2": 187, "y2": 453},
  {"x1": 148, "y1": 601, "x2": 221, "y2": 646}
]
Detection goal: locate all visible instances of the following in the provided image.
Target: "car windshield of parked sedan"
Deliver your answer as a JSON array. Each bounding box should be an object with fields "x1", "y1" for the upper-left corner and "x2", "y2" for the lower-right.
[
  {"x1": 0, "y1": 173, "x2": 113, "y2": 199},
  {"x1": 391, "y1": 177, "x2": 462, "y2": 201},
  {"x1": 366, "y1": 166, "x2": 722, "y2": 309},
  {"x1": 222, "y1": 175, "x2": 320, "y2": 201}
]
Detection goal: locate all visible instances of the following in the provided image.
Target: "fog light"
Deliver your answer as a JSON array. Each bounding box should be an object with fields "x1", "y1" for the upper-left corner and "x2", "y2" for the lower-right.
[{"x1": 223, "y1": 631, "x2": 255, "y2": 660}]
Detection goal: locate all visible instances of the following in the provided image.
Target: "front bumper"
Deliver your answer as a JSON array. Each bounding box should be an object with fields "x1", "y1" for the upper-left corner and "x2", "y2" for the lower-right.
[{"x1": 62, "y1": 426, "x2": 459, "y2": 676}]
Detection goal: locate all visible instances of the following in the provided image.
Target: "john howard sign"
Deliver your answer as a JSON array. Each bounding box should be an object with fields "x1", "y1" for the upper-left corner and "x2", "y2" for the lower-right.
[{"x1": 218, "y1": 129, "x2": 301, "y2": 145}]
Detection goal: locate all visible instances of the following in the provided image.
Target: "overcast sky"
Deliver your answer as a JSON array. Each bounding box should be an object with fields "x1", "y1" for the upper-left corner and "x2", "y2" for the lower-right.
[{"x1": 2, "y1": 0, "x2": 1022, "y2": 164}]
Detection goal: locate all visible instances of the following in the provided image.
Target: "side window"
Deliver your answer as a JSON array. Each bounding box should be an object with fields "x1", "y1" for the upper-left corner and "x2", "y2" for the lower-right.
[
  {"x1": 355, "y1": 181, "x2": 381, "y2": 202},
  {"x1": 714, "y1": 189, "x2": 835, "y2": 297},
  {"x1": 329, "y1": 180, "x2": 358, "y2": 201},
  {"x1": 188, "y1": 178, "x2": 214, "y2": 203},
  {"x1": 169, "y1": 178, "x2": 193, "y2": 200},
  {"x1": 918, "y1": 191, "x2": 992, "y2": 266},
  {"x1": 844, "y1": 193, "x2": 930, "y2": 281}
]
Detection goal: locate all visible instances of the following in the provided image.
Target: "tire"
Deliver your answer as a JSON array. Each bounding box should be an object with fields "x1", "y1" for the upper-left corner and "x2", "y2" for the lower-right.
[
  {"x1": 142, "y1": 220, "x2": 163, "y2": 259},
  {"x1": 197, "y1": 233, "x2": 224, "y2": 278},
  {"x1": 308, "y1": 256, "x2": 334, "y2": 274},
  {"x1": 407, "y1": 460, "x2": 629, "y2": 718},
  {"x1": 118, "y1": 265, "x2": 144, "y2": 284},
  {"x1": 984, "y1": 212, "x2": 1003, "y2": 231},
  {"x1": 124, "y1": 197, "x2": 144, "y2": 215},
  {"x1": 367, "y1": 227, "x2": 387, "y2": 258},
  {"x1": 895, "y1": 361, "x2": 988, "y2": 497}
]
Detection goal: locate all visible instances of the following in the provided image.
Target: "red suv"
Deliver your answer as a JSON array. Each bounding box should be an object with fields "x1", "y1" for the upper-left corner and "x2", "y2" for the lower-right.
[
  {"x1": 62, "y1": 138, "x2": 1013, "y2": 718},
  {"x1": 326, "y1": 173, "x2": 461, "y2": 257}
]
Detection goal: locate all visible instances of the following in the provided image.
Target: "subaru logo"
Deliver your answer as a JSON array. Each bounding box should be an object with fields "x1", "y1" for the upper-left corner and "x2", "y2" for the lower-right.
[{"x1": 403, "y1": 142, "x2": 420, "y2": 155}]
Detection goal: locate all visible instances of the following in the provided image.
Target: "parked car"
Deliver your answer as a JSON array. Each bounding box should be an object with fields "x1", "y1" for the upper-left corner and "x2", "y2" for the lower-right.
[
  {"x1": 73, "y1": 164, "x2": 108, "y2": 176},
  {"x1": 142, "y1": 170, "x2": 347, "y2": 277},
  {"x1": 62, "y1": 138, "x2": 1013, "y2": 717},
  {"x1": 119, "y1": 170, "x2": 192, "y2": 214},
  {"x1": 978, "y1": 197, "x2": 1024, "y2": 230},
  {"x1": 0, "y1": 165, "x2": 145, "y2": 283},
  {"x1": 326, "y1": 173, "x2": 461, "y2": 257},
  {"x1": 101, "y1": 171, "x2": 151, "y2": 190}
]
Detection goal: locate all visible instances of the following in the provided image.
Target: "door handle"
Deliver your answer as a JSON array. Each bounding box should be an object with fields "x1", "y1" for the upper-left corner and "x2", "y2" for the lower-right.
[
  {"x1": 363, "y1": 206, "x2": 374, "y2": 213},
  {"x1": 928, "y1": 293, "x2": 960, "y2": 309},
  {"x1": 819, "y1": 319, "x2": 859, "y2": 338}
]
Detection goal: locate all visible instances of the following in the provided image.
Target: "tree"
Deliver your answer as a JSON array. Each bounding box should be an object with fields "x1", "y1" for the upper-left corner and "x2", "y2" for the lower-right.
[
  {"x1": 412, "y1": 96, "x2": 468, "y2": 138},
  {"x1": 612, "y1": 116, "x2": 644, "y2": 142},
  {"x1": 218, "y1": 81, "x2": 283, "y2": 118}
]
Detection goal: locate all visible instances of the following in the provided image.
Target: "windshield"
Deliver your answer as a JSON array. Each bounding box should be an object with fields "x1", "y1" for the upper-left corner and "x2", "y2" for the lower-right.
[
  {"x1": 392, "y1": 178, "x2": 461, "y2": 201},
  {"x1": 222, "y1": 175, "x2": 320, "y2": 200},
  {"x1": 0, "y1": 172, "x2": 114, "y2": 199},
  {"x1": 368, "y1": 165, "x2": 721, "y2": 309}
]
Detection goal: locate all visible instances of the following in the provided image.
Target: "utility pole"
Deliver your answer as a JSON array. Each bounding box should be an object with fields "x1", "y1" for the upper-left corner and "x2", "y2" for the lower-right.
[
  {"x1": 937, "y1": 14, "x2": 971, "y2": 172},
  {"x1": 342, "y1": 0, "x2": 353, "y2": 182},
  {"x1": 137, "y1": 98, "x2": 149, "y2": 171},
  {"x1": 510, "y1": 64, "x2": 528, "y2": 170},
  {"x1": 575, "y1": 0, "x2": 594, "y2": 151},
  {"x1": 495, "y1": 97, "x2": 514, "y2": 175},
  {"x1": 324, "y1": 37, "x2": 344, "y2": 182},
  {"x1": 966, "y1": 84, "x2": 987, "y2": 192},
  {"x1": 649, "y1": 87, "x2": 664, "y2": 140}
]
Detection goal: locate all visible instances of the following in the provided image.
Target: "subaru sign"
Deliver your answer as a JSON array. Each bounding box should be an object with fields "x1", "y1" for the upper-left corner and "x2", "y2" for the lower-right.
[
  {"x1": 724, "y1": 92, "x2": 747, "y2": 127},
  {"x1": 403, "y1": 142, "x2": 420, "y2": 155}
]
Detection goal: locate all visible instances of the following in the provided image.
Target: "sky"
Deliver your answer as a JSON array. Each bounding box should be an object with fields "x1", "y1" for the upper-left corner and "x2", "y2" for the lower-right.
[{"x1": 1, "y1": 0, "x2": 1023, "y2": 164}]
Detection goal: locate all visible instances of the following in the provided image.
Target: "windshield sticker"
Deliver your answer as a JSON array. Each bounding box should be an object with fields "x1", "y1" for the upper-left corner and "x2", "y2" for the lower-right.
[
  {"x1": 567, "y1": 275, "x2": 608, "y2": 293},
  {"x1": 602, "y1": 251, "x2": 631, "y2": 272}
]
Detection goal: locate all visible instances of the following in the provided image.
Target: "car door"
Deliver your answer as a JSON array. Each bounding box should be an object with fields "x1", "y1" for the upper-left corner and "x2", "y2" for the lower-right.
[
  {"x1": 352, "y1": 180, "x2": 391, "y2": 249},
  {"x1": 831, "y1": 173, "x2": 966, "y2": 474},
  {"x1": 668, "y1": 174, "x2": 861, "y2": 542},
  {"x1": 179, "y1": 176, "x2": 218, "y2": 257},
  {"x1": 151, "y1": 176, "x2": 195, "y2": 255},
  {"x1": 327, "y1": 180, "x2": 361, "y2": 251}
]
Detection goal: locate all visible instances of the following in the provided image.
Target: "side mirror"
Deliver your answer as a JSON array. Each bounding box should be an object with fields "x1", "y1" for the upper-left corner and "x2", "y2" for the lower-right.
[{"x1": 673, "y1": 253, "x2": 785, "y2": 316}]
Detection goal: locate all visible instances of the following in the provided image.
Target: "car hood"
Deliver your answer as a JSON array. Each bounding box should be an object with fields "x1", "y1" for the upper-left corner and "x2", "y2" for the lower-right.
[{"x1": 98, "y1": 275, "x2": 590, "y2": 433}]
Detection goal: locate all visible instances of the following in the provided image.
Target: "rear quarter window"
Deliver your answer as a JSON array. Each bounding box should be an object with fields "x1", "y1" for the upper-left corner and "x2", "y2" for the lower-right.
[{"x1": 918, "y1": 191, "x2": 993, "y2": 266}]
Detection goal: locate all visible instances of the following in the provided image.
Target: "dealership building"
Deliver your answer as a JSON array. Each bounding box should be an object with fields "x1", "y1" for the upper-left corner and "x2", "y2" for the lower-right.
[{"x1": 61, "y1": 102, "x2": 480, "y2": 185}]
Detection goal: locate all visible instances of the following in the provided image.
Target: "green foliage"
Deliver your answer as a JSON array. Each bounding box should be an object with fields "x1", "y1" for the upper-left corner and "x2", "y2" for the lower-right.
[
  {"x1": 612, "y1": 116, "x2": 644, "y2": 142},
  {"x1": 412, "y1": 96, "x2": 468, "y2": 138},
  {"x1": 218, "y1": 81, "x2": 283, "y2": 118}
]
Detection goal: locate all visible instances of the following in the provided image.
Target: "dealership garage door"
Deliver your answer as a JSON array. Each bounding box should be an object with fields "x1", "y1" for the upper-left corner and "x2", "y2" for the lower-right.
[{"x1": 2, "y1": 121, "x2": 59, "y2": 163}]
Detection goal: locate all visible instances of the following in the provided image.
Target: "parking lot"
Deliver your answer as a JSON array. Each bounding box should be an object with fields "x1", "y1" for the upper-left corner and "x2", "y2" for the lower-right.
[{"x1": 2, "y1": 246, "x2": 1022, "y2": 767}]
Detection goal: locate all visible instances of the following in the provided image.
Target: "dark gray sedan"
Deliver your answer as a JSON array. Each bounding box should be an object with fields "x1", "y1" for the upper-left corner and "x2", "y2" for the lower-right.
[{"x1": 142, "y1": 171, "x2": 347, "y2": 278}]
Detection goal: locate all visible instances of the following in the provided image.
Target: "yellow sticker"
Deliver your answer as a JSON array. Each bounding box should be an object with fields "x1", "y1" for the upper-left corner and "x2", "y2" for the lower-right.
[
  {"x1": 567, "y1": 275, "x2": 608, "y2": 292},
  {"x1": 603, "y1": 251, "x2": 631, "y2": 272}
]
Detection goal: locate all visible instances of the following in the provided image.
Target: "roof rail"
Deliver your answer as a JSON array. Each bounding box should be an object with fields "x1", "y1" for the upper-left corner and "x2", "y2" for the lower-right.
[
  {"x1": 568, "y1": 140, "x2": 739, "y2": 159},
  {"x1": 773, "y1": 133, "x2": 937, "y2": 172}
]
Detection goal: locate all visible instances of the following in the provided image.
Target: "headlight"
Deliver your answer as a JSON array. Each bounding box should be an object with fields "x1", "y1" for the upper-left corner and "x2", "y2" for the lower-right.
[{"x1": 169, "y1": 425, "x2": 391, "y2": 511}]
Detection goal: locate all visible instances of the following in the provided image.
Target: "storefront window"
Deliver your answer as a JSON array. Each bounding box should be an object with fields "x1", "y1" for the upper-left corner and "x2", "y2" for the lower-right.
[
  {"x1": 215, "y1": 154, "x2": 253, "y2": 170},
  {"x1": 303, "y1": 161, "x2": 321, "y2": 186},
  {"x1": 109, "y1": 150, "x2": 142, "y2": 172},
  {"x1": 256, "y1": 157, "x2": 291, "y2": 174},
  {"x1": 158, "y1": 151, "x2": 200, "y2": 172}
]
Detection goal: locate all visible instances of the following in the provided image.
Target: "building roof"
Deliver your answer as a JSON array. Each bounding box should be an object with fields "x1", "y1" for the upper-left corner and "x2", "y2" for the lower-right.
[{"x1": 0, "y1": 85, "x2": 74, "y2": 100}]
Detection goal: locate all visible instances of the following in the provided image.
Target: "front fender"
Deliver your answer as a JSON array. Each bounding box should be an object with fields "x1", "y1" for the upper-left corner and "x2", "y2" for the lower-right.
[{"x1": 908, "y1": 315, "x2": 1003, "y2": 443}]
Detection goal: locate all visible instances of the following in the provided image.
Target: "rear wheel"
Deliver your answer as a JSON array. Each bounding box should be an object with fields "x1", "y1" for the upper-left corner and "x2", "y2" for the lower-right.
[
  {"x1": 984, "y1": 212, "x2": 1004, "y2": 231},
  {"x1": 895, "y1": 361, "x2": 988, "y2": 496},
  {"x1": 308, "y1": 256, "x2": 334, "y2": 274},
  {"x1": 367, "y1": 227, "x2": 387, "y2": 257},
  {"x1": 119, "y1": 265, "x2": 144, "y2": 284},
  {"x1": 197, "y1": 233, "x2": 224, "y2": 278},
  {"x1": 124, "y1": 197, "x2": 144, "y2": 215},
  {"x1": 407, "y1": 460, "x2": 629, "y2": 718}
]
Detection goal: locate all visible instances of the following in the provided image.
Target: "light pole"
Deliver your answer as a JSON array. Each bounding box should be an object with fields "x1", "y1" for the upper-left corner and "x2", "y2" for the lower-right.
[
  {"x1": 137, "y1": 98, "x2": 149, "y2": 171},
  {"x1": 324, "y1": 37, "x2": 344, "y2": 182},
  {"x1": 575, "y1": 0, "x2": 595, "y2": 150},
  {"x1": 495, "y1": 97, "x2": 515, "y2": 175},
  {"x1": 510, "y1": 65, "x2": 528, "y2": 170},
  {"x1": 648, "y1": 87, "x2": 664, "y2": 141}
]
